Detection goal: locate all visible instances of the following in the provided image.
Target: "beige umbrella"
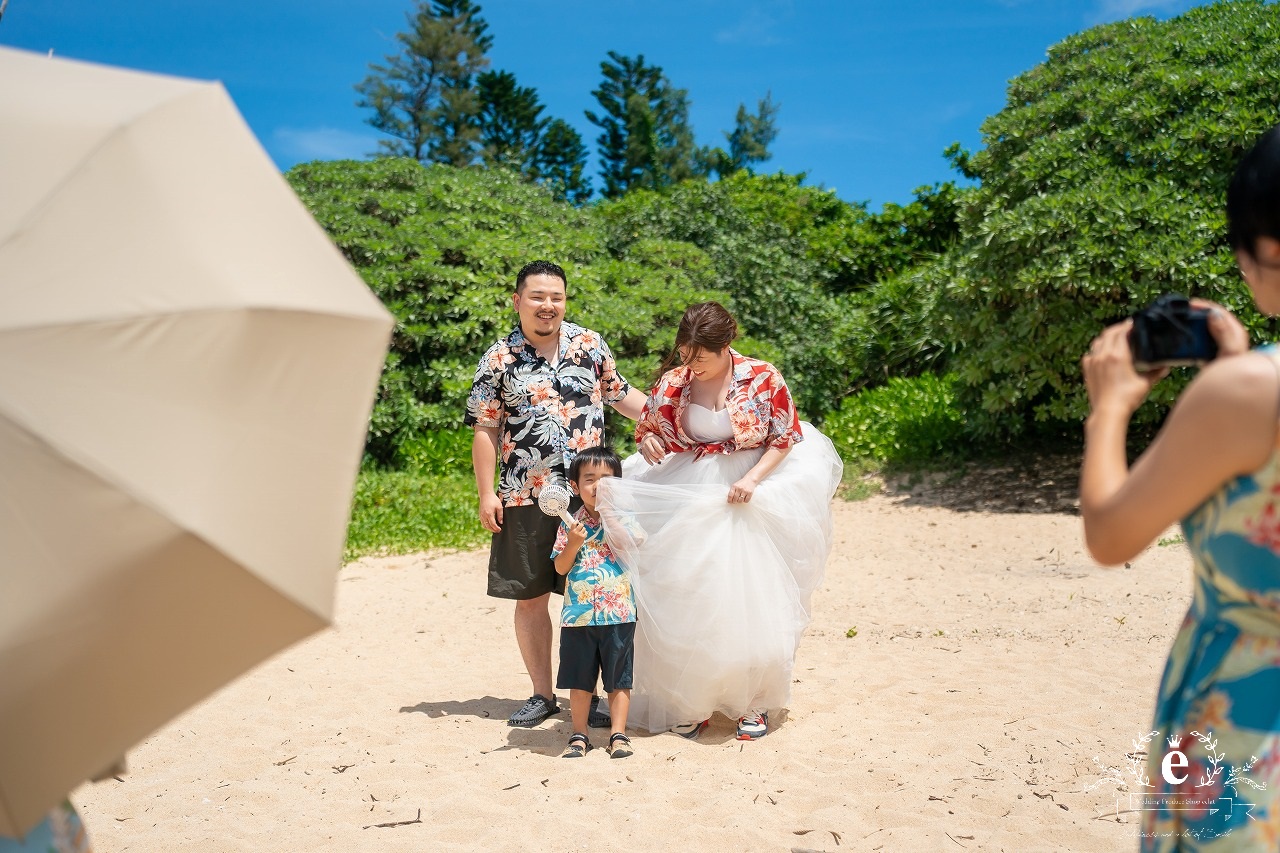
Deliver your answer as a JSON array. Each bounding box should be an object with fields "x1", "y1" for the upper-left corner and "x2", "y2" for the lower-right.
[{"x1": 0, "y1": 47, "x2": 393, "y2": 837}]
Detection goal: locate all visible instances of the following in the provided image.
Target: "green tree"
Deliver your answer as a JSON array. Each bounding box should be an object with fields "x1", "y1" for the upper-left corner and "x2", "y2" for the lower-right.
[
  {"x1": 935, "y1": 1, "x2": 1280, "y2": 437},
  {"x1": 533, "y1": 118, "x2": 592, "y2": 204},
  {"x1": 354, "y1": 0, "x2": 491, "y2": 164},
  {"x1": 832, "y1": 181, "x2": 964, "y2": 294},
  {"x1": 709, "y1": 93, "x2": 780, "y2": 177},
  {"x1": 586, "y1": 52, "x2": 705, "y2": 197},
  {"x1": 475, "y1": 69, "x2": 544, "y2": 171}
]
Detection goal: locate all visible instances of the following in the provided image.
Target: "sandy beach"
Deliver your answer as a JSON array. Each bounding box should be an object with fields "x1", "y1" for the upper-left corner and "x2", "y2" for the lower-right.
[{"x1": 71, "y1": 463, "x2": 1192, "y2": 852}]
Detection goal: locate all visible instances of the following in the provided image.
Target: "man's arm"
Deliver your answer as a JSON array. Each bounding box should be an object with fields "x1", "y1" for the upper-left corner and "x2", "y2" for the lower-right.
[
  {"x1": 611, "y1": 387, "x2": 647, "y2": 421},
  {"x1": 472, "y1": 425, "x2": 503, "y2": 532}
]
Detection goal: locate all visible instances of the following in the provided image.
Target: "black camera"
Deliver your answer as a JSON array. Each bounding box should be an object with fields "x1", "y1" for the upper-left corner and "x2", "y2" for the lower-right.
[{"x1": 1129, "y1": 293, "x2": 1218, "y2": 372}]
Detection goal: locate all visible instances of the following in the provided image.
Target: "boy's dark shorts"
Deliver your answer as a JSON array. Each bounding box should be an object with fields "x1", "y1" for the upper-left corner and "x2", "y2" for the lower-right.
[
  {"x1": 557, "y1": 622, "x2": 635, "y2": 694},
  {"x1": 487, "y1": 504, "x2": 567, "y2": 599}
]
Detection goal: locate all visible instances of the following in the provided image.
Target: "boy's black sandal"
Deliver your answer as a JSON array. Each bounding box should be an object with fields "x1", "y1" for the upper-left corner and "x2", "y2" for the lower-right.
[
  {"x1": 606, "y1": 732, "x2": 634, "y2": 759},
  {"x1": 560, "y1": 732, "x2": 592, "y2": 758}
]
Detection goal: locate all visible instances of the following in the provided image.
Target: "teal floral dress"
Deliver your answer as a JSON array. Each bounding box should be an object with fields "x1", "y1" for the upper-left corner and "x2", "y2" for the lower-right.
[{"x1": 1143, "y1": 356, "x2": 1280, "y2": 850}]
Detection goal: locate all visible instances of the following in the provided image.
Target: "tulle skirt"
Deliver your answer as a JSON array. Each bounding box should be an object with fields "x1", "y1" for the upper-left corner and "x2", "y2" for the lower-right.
[{"x1": 597, "y1": 423, "x2": 843, "y2": 732}]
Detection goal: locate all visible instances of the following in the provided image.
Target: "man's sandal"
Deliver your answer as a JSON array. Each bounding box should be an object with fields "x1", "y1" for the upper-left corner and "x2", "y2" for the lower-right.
[
  {"x1": 560, "y1": 732, "x2": 592, "y2": 758},
  {"x1": 606, "y1": 732, "x2": 634, "y2": 759}
]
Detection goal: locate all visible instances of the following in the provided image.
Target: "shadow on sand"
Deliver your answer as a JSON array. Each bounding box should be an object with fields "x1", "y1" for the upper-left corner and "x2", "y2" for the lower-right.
[
  {"x1": 399, "y1": 696, "x2": 519, "y2": 720},
  {"x1": 399, "y1": 699, "x2": 792, "y2": 754},
  {"x1": 870, "y1": 450, "x2": 1083, "y2": 515}
]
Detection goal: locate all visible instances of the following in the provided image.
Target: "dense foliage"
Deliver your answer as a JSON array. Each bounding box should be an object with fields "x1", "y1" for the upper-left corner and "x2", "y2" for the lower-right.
[
  {"x1": 287, "y1": 159, "x2": 727, "y2": 466},
  {"x1": 937, "y1": 0, "x2": 1280, "y2": 435},
  {"x1": 327, "y1": 0, "x2": 1280, "y2": 483},
  {"x1": 331, "y1": 1, "x2": 1280, "y2": 556},
  {"x1": 288, "y1": 159, "x2": 941, "y2": 463}
]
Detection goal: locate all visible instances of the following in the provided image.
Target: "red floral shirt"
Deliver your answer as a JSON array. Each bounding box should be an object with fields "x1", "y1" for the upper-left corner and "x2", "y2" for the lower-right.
[{"x1": 635, "y1": 349, "x2": 803, "y2": 457}]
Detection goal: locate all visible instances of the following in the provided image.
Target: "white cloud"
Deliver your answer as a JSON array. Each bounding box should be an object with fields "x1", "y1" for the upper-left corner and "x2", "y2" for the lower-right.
[
  {"x1": 715, "y1": 6, "x2": 787, "y2": 46},
  {"x1": 271, "y1": 127, "x2": 377, "y2": 162}
]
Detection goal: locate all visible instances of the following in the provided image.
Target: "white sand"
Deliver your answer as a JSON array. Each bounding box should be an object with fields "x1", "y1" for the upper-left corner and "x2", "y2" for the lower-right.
[{"x1": 73, "y1": 488, "x2": 1191, "y2": 851}]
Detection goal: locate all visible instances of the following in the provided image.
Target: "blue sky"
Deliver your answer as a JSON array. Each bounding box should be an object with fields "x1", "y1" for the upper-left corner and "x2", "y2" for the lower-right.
[{"x1": 2, "y1": 0, "x2": 1212, "y2": 208}]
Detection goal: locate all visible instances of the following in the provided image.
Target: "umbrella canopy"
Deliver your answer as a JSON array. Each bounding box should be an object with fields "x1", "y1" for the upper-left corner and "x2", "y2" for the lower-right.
[{"x1": 0, "y1": 47, "x2": 393, "y2": 837}]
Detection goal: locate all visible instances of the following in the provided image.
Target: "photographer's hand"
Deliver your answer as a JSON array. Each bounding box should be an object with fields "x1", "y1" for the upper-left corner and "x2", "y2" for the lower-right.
[
  {"x1": 1191, "y1": 298, "x2": 1250, "y2": 358},
  {"x1": 1082, "y1": 320, "x2": 1164, "y2": 418}
]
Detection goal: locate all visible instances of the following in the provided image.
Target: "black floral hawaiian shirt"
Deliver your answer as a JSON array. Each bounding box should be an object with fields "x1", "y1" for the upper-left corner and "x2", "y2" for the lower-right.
[{"x1": 464, "y1": 322, "x2": 632, "y2": 507}]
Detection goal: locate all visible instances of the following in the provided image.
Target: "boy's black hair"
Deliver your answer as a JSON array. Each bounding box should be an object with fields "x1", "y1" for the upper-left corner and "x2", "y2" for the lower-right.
[{"x1": 569, "y1": 445, "x2": 623, "y2": 481}]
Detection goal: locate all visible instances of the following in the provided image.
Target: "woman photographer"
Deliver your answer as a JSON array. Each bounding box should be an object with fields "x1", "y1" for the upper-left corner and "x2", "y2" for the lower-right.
[{"x1": 1082, "y1": 124, "x2": 1280, "y2": 849}]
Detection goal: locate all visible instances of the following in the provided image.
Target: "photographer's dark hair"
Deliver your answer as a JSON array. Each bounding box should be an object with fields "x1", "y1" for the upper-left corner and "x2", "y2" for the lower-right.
[
  {"x1": 656, "y1": 301, "x2": 739, "y2": 384},
  {"x1": 569, "y1": 445, "x2": 623, "y2": 481},
  {"x1": 515, "y1": 260, "x2": 567, "y2": 294},
  {"x1": 1227, "y1": 124, "x2": 1280, "y2": 257}
]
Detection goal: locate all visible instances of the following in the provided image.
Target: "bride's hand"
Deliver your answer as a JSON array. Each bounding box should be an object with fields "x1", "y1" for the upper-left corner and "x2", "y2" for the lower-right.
[
  {"x1": 639, "y1": 435, "x2": 666, "y2": 465},
  {"x1": 728, "y1": 476, "x2": 757, "y2": 504}
]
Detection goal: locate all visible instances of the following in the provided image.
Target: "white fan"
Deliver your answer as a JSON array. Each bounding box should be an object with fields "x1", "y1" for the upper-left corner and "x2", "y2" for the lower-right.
[{"x1": 537, "y1": 483, "x2": 575, "y2": 525}]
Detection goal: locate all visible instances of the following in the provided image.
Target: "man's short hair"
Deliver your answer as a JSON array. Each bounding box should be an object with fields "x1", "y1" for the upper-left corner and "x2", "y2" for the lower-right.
[
  {"x1": 569, "y1": 445, "x2": 623, "y2": 481},
  {"x1": 515, "y1": 260, "x2": 567, "y2": 293}
]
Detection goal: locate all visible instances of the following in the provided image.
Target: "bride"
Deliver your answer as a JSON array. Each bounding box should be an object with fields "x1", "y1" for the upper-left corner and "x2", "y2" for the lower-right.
[{"x1": 597, "y1": 301, "x2": 843, "y2": 740}]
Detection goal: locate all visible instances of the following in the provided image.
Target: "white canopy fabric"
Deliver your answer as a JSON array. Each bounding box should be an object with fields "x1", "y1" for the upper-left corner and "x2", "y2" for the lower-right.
[{"x1": 0, "y1": 46, "x2": 393, "y2": 837}]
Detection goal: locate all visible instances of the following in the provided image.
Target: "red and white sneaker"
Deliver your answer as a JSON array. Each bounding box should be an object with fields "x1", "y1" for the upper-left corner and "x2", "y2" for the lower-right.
[{"x1": 736, "y1": 710, "x2": 769, "y2": 740}]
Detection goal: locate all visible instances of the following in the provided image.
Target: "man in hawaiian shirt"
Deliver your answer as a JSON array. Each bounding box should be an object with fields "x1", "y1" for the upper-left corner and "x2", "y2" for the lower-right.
[{"x1": 465, "y1": 260, "x2": 645, "y2": 727}]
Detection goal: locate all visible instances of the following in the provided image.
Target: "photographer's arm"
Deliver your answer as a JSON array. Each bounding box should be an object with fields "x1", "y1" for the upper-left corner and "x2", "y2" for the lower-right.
[{"x1": 1082, "y1": 326, "x2": 1278, "y2": 564}]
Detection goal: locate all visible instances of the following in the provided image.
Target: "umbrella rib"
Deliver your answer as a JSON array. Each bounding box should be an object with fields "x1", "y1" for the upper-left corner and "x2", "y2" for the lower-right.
[
  {"x1": 0, "y1": 81, "x2": 216, "y2": 254},
  {"x1": 0, "y1": 402, "x2": 290, "y2": 608}
]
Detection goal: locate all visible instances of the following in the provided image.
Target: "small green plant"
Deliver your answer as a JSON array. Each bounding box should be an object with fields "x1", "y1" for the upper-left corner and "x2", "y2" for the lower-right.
[
  {"x1": 1157, "y1": 535, "x2": 1185, "y2": 547},
  {"x1": 845, "y1": 627, "x2": 858, "y2": 638},
  {"x1": 837, "y1": 457, "x2": 882, "y2": 501}
]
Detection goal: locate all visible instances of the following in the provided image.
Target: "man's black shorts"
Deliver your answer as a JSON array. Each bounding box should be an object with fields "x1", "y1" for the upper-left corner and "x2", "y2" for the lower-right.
[
  {"x1": 487, "y1": 503, "x2": 567, "y2": 599},
  {"x1": 556, "y1": 622, "x2": 635, "y2": 694}
]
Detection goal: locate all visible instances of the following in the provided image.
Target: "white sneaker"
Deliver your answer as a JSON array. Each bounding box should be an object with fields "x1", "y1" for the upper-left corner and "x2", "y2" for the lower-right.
[{"x1": 736, "y1": 710, "x2": 768, "y2": 740}]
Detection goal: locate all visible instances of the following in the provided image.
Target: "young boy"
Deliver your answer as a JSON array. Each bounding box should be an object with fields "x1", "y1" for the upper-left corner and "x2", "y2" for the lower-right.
[{"x1": 551, "y1": 446, "x2": 636, "y2": 759}]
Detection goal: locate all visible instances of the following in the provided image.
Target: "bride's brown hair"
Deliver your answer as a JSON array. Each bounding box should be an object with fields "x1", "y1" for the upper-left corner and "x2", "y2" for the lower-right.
[{"x1": 654, "y1": 301, "x2": 739, "y2": 386}]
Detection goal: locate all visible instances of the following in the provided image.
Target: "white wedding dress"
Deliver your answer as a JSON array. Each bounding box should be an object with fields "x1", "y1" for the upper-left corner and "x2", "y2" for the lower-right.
[{"x1": 597, "y1": 404, "x2": 843, "y2": 732}]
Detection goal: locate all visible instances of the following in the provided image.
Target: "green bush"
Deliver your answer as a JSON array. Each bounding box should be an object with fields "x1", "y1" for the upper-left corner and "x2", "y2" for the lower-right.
[
  {"x1": 390, "y1": 427, "x2": 474, "y2": 475},
  {"x1": 825, "y1": 374, "x2": 966, "y2": 464},
  {"x1": 939, "y1": 0, "x2": 1280, "y2": 436},
  {"x1": 288, "y1": 160, "x2": 604, "y2": 464}
]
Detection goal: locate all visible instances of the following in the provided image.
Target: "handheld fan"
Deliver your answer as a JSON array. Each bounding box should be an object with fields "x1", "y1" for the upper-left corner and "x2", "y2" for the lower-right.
[{"x1": 537, "y1": 483, "x2": 576, "y2": 526}]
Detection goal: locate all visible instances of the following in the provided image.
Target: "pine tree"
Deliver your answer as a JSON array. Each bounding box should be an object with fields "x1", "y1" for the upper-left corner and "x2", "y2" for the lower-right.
[
  {"x1": 586, "y1": 52, "x2": 705, "y2": 197},
  {"x1": 476, "y1": 70, "x2": 544, "y2": 171},
  {"x1": 354, "y1": 0, "x2": 491, "y2": 164},
  {"x1": 726, "y1": 93, "x2": 779, "y2": 174},
  {"x1": 533, "y1": 119, "x2": 592, "y2": 204}
]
